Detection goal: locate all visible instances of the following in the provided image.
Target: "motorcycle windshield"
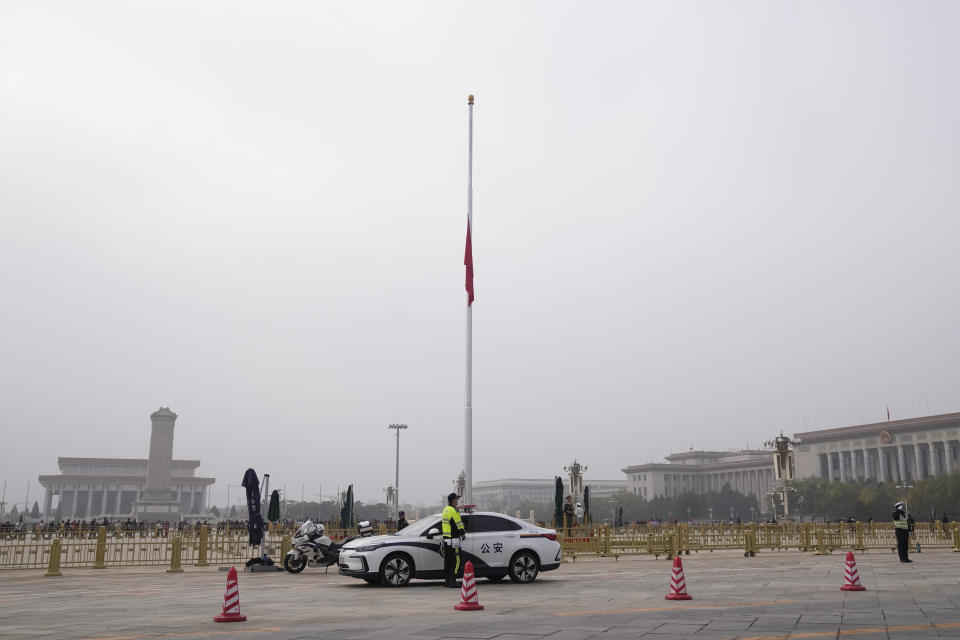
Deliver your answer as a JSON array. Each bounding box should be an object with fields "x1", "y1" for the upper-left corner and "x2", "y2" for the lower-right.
[{"x1": 296, "y1": 520, "x2": 315, "y2": 536}]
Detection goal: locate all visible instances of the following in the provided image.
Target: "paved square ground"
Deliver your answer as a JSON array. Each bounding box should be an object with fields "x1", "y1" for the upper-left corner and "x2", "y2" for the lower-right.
[{"x1": 1, "y1": 549, "x2": 959, "y2": 639}]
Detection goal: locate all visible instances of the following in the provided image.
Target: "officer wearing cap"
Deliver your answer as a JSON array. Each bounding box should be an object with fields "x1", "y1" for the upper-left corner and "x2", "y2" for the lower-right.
[
  {"x1": 893, "y1": 501, "x2": 912, "y2": 562},
  {"x1": 396, "y1": 511, "x2": 408, "y2": 531},
  {"x1": 441, "y1": 492, "x2": 466, "y2": 587}
]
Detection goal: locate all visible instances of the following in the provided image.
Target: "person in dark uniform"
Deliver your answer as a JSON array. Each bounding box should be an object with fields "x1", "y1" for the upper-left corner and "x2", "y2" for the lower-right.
[
  {"x1": 396, "y1": 511, "x2": 408, "y2": 531},
  {"x1": 893, "y1": 501, "x2": 912, "y2": 563},
  {"x1": 441, "y1": 493, "x2": 466, "y2": 587},
  {"x1": 563, "y1": 495, "x2": 574, "y2": 530}
]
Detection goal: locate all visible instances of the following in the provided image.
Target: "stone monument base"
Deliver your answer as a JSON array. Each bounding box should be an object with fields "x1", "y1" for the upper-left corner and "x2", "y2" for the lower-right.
[{"x1": 133, "y1": 501, "x2": 182, "y2": 522}]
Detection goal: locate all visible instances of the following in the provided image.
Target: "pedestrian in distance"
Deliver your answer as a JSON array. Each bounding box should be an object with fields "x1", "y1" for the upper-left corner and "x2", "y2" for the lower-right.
[
  {"x1": 441, "y1": 493, "x2": 466, "y2": 588},
  {"x1": 893, "y1": 501, "x2": 912, "y2": 563},
  {"x1": 396, "y1": 511, "x2": 408, "y2": 531}
]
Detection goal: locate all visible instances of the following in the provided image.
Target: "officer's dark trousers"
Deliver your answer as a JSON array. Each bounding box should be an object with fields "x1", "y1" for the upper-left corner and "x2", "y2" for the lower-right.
[
  {"x1": 895, "y1": 528, "x2": 910, "y2": 561},
  {"x1": 443, "y1": 541, "x2": 461, "y2": 585}
]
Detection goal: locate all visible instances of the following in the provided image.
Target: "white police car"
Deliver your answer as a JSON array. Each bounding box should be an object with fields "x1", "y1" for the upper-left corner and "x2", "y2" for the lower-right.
[{"x1": 338, "y1": 511, "x2": 561, "y2": 587}]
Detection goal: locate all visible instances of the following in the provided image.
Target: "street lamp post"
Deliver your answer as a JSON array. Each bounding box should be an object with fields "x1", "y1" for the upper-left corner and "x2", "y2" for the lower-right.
[
  {"x1": 895, "y1": 480, "x2": 913, "y2": 517},
  {"x1": 388, "y1": 424, "x2": 408, "y2": 518},
  {"x1": 767, "y1": 492, "x2": 778, "y2": 522},
  {"x1": 708, "y1": 506, "x2": 713, "y2": 522}
]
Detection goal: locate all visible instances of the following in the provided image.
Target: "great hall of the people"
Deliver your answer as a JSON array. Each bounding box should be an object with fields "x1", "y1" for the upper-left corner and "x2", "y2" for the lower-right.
[
  {"x1": 793, "y1": 412, "x2": 960, "y2": 483},
  {"x1": 623, "y1": 412, "x2": 960, "y2": 504}
]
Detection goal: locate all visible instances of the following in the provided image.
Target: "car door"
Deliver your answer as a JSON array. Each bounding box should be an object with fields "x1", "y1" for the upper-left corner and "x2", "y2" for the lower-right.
[
  {"x1": 462, "y1": 514, "x2": 521, "y2": 571},
  {"x1": 413, "y1": 519, "x2": 444, "y2": 576}
]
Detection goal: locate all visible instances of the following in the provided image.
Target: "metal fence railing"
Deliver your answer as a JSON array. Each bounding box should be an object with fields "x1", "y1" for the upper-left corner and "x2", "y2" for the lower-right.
[
  {"x1": 556, "y1": 521, "x2": 960, "y2": 559},
  {"x1": 3, "y1": 521, "x2": 958, "y2": 572}
]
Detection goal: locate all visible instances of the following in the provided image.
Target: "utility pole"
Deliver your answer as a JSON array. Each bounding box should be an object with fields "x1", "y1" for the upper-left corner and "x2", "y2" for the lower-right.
[
  {"x1": 0, "y1": 481, "x2": 6, "y2": 515},
  {"x1": 388, "y1": 424, "x2": 408, "y2": 518}
]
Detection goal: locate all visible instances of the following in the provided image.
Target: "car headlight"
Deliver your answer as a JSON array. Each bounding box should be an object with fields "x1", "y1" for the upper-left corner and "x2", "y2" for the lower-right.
[{"x1": 354, "y1": 544, "x2": 384, "y2": 553}]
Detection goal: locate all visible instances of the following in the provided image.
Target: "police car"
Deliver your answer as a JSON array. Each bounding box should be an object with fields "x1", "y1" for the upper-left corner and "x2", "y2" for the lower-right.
[{"x1": 338, "y1": 511, "x2": 561, "y2": 587}]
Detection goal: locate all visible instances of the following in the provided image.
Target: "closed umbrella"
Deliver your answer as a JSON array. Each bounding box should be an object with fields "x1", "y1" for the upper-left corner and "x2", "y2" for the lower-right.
[
  {"x1": 241, "y1": 468, "x2": 263, "y2": 548},
  {"x1": 554, "y1": 477, "x2": 564, "y2": 528},
  {"x1": 267, "y1": 490, "x2": 280, "y2": 523},
  {"x1": 584, "y1": 486, "x2": 590, "y2": 526},
  {"x1": 340, "y1": 485, "x2": 354, "y2": 527}
]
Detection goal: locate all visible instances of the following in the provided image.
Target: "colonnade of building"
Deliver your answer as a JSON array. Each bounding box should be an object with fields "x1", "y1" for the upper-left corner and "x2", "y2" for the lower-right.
[
  {"x1": 666, "y1": 467, "x2": 775, "y2": 502},
  {"x1": 817, "y1": 440, "x2": 958, "y2": 483},
  {"x1": 42, "y1": 483, "x2": 209, "y2": 519}
]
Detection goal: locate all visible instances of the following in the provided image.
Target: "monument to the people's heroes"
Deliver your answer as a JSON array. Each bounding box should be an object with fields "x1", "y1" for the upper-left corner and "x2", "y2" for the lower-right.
[{"x1": 133, "y1": 407, "x2": 183, "y2": 521}]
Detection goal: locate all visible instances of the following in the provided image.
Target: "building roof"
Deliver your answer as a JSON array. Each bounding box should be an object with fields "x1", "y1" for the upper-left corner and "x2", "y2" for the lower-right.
[
  {"x1": 472, "y1": 478, "x2": 627, "y2": 488},
  {"x1": 57, "y1": 458, "x2": 202, "y2": 469},
  {"x1": 793, "y1": 412, "x2": 960, "y2": 443},
  {"x1": 38, "y1": 475, "x2": 216, "y2": 486},
  {"x1": 665, "y1": 450, "x2": 769, "y2": 462}
]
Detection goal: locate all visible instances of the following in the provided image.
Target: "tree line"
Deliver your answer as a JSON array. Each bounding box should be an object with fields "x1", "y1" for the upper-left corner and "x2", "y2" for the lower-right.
[{"x1": 789, "y1": 471, "x2": 960, "y2": 522}]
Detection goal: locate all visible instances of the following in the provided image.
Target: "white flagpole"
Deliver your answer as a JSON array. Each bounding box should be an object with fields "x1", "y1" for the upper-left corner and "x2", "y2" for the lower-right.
[{"x1": 464, "y1": 93, "x2": 474, "y2": 506}]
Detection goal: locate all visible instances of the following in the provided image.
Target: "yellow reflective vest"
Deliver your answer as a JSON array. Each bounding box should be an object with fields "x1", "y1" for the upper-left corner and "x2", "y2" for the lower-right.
[
  {"x1": 441, "y1": 505, "x2": 465, "y2": 539},
  {"x1": 893, "y1": 512, "x2": 909, "y2": 530}
]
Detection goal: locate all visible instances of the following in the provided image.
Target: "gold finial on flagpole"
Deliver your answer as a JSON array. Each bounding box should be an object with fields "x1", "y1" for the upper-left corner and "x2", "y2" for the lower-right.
[{"x1": 468, "y1": 94, "x2": 474, "y2": 105}]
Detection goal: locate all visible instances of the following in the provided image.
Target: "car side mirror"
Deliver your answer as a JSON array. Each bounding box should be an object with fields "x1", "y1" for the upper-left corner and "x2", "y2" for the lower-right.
[{"x1": 426, "y1": 528, "x2": 440, "y2": 539}]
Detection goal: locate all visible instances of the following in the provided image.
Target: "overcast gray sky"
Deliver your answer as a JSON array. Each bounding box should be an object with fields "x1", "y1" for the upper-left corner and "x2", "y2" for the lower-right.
[{"x1": 2, "y1": 1, "x2": 959, "y2": 511}]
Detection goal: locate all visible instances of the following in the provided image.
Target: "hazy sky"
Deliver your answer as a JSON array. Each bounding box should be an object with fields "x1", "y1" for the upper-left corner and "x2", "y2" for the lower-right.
[{"x1": 2, "y1": 2, "x2": 959, "y2": 511}]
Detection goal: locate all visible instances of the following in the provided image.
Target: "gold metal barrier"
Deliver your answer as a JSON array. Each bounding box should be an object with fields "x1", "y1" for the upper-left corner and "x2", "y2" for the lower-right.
[{"x1": 6, "y1": 521, "x2": 960, "y2": 571}]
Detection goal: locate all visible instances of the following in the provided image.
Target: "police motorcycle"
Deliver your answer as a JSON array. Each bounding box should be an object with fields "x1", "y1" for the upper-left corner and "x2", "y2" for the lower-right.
[{"x1": 283, "y1": 519, "x2": 374, "y2": 574}]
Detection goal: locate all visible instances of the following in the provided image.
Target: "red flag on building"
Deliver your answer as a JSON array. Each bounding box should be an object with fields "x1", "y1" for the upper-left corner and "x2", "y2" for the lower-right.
[{"x1": 464, "y1": 221, "x2": 475, "y2": 306}]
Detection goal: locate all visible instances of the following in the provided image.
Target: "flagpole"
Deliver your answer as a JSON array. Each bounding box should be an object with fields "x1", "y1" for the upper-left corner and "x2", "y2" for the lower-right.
[{"x1": 465, "y1": 93, "x2": 474, "y2": 506}]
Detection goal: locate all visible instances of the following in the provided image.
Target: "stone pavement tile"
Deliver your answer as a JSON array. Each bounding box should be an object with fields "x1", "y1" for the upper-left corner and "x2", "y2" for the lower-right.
[
  {"x1": 841, "y1": 614, "x2": 886, "y2": 624},
  {"x1": 692, "y1": 630, "x2": 745, "y2": 638},
  {"x1": 883, "y1": 615, "x2": 931, "y2": 625},
  {"x1": 922, "y1": 611, "x2": 960, "y2": 622},
  {"x1": 702, "y1": 620, "x2": 754, "y2": 631},
  {"x1": 791, "y1": 622, "x2": 842, "y2": 634},
  {"x1": 645, "y1": 623, "x2": 704, "y2": 634},
  {"x1": 799, "y1": 614, "x2": 842, "y2": 623},
  {"x1": 542, "y1": 630, "x2": 607, "y2": 640},
  {"x1": 422, "y1": 628, "x2": 504, "y2": 639},
  {"x1": 745, "y1": 619, "x2": 798, "y2": 631}
]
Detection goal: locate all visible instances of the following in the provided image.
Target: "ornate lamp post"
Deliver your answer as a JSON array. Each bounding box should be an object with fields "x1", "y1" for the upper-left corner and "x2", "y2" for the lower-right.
[
  {"x1": 564, "y1": 460, "x2": 588, "y2": 505},
  {"x1": 765, "y1": 432, "x2": 801, "y2": 519}
]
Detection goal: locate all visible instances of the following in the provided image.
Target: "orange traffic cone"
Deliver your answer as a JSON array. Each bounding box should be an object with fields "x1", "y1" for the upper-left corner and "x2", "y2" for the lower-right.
[
  {"x1": 665, "y1": 555, "x2": 692, "y2": 600},
  {"x1": 214, "y1": 566, "x2": 247, "y2": 622},
  {"x1": 840, "y1": 551, "x2": 866, "y2": 591},
  {"x1": 454, "y1": 561, "x2": 485, "y2": 611}
]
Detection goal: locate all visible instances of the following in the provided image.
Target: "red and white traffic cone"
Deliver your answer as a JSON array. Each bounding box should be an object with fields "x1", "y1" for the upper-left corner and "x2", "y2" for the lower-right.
[
  {"x1": 665, "y1": 555, "x2": 692, "y2": 600},
  {"x1": 214, "y1": 566, "x2": 247, "y2": 622},
  {"x1": 454, "y1": 561, "x2": 485, "y2": 611},
  {"x1": 840, "y1": 551, "x2": 866, "y2": 592}
]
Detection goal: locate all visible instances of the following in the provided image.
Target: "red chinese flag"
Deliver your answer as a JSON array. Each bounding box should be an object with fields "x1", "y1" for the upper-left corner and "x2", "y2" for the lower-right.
[{"x1": 464, "y1": 221, "x2": 475, "y2": 306}]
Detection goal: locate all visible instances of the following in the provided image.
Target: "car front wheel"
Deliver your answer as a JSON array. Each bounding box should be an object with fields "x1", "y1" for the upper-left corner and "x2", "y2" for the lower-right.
[
  {"x1": 508, "y1": 551, "x2": 539, "y2": 584},
  {"x1": 380, "y1": 553, "x2": 414, "y2": 587}
]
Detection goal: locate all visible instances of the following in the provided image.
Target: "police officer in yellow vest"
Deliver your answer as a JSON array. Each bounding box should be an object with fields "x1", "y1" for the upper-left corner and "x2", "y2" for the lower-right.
[
  {"x1": 893, "y1": 501, "x2": 913, "y2": 563},
  {"x1": 441, "y1": 492, "x2": 466, "y2": 587}
]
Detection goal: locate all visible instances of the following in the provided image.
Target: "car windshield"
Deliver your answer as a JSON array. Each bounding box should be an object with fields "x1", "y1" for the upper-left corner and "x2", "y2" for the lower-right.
[{"x1": 392, "y1": 514, "x2": 441, "y2": 537}]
